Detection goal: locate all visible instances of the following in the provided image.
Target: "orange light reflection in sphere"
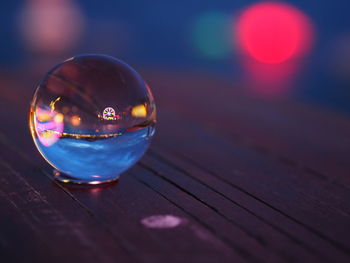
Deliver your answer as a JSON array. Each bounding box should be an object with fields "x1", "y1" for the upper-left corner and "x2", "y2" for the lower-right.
[{"x1": 236, "y1": 2, "x2": 313, "y2": 64}]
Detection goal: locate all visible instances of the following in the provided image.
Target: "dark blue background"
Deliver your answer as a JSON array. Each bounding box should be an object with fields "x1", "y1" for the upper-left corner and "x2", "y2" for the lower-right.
[{"x1": 1, "y1": 0, "x2": 350, "y2": 113}]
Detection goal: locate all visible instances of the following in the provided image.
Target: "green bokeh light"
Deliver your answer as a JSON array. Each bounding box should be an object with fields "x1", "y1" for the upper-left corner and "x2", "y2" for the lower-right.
[{"x1": 192, "y1": 11, "x2": 233, "y2": 59}]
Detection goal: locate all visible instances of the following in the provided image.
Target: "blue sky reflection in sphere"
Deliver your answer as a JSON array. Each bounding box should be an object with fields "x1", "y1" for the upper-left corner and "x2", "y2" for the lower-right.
[{"x1": 29, "y1": 54, "x2": 156, "y2": 184}]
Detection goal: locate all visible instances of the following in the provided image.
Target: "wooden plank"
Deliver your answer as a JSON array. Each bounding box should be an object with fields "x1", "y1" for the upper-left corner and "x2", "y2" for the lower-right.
[
  {"x1": 152, "y1": 109, "x2": 350, "y2": 257},
  {"x1": 146, "y1": 146, "x2": 350, "y2": 263},
  {"x1": 141, "y1": 150, "x2": 339, "y2": 262},
  {"x1": 0, "y1": 151, "x2": 130, "y2": 263},
  {"x1": 130, "y1": 165, "x2": 282, "y2": 263},
  {"x1": 137, "y1": 156, "x2": 322, "y2": 263},
  {"x1": 60, "y1": 170, "x2": 238, "y2": 262}
]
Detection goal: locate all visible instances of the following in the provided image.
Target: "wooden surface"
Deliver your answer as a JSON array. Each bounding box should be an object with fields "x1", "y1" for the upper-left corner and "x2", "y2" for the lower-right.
[{"x1": 0, "y1": 69, "x2": 349, "y2": 263}]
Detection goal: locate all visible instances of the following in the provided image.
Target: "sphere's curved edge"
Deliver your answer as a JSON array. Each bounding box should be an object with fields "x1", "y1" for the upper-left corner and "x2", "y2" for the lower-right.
[{"x1": 53, "y1": 170, "x2": 120, "y2": 185}]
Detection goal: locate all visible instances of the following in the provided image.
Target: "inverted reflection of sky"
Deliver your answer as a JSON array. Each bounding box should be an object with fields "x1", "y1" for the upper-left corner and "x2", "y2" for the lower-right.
[{"x1": 36, "y1": 127, "x2": 153, "y2": 181}]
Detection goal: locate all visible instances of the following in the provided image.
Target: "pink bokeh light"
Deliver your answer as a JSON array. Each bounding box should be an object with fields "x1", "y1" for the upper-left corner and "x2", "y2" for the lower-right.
[{"x1": 236, "y1": 2, "x2": 313, "y2": 64}]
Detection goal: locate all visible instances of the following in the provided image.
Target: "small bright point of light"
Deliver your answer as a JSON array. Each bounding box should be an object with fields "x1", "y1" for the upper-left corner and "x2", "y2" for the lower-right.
[
  {"x1": 141, "y1": 215, "x2": 184, "y2": 229},
  {"x1": 236, "y1": 2, "x2": 313, "y2": 64},
  {"x1": 131, "y1": 104, "x2": 147, "y2": 118},
  {"x1": 88, "y1": 181, "x2": 102, "y2": 185},
  {"x1": 103, "y1": 107, "x2": 117, "y2": 120},
  {"x1": 65, "y1": 57, "x2": 75, "y2": 62}
]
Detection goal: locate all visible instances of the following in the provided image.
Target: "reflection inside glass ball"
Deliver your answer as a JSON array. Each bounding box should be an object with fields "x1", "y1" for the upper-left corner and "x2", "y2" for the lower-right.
[{"x1": 29, "y1": 54, "x2": 156, "y2": 184}]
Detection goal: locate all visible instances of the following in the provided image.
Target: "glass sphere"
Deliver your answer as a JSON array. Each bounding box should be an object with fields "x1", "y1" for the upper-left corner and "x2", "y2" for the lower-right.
[{"x1": 29, "y1": 54, "x2": 156, "y2": 184}]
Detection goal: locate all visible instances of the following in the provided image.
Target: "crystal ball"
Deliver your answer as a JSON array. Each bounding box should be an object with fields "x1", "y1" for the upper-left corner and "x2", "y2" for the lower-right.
[{"x1": 29, "y1": 54, "x2": 156, "y2": 184}]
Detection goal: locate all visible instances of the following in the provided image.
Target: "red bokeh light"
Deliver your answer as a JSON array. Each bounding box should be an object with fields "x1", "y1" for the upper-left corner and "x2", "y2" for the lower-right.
[{"x1": 236, "y1": 2, "x2": 313, "y2": 64}]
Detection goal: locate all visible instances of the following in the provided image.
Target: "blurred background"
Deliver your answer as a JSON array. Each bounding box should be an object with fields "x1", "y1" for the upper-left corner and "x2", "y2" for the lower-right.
[{"x1": 1, "y1": 0, "x2": 350, "y2": 114}]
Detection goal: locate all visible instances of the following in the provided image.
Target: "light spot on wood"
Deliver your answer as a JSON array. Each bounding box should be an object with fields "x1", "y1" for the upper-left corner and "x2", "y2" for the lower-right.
[{"x1": 141, "y1": 215, "x2": 184, "y2": 229}]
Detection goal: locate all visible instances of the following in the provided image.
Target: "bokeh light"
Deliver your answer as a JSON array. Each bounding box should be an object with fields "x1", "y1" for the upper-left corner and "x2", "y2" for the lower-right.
[
  {"x1": 70, "y1": 115, "x2": 81, "y2": 126},
  {"x1": 192, "y1": 11, "x2": 233, "y2": 59},
  {"x1": 236, "y1": 2, "x2": 313, "y2": 64},
  {"x1": 34, "y1": 108, "x2": 64, "y2": 147},
  {"x1": 18, "y1": 0, "x2": 85, "y2": 55},
  {"x1": 131, "y1": 104, "x2": 147, "y2": 118}
]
